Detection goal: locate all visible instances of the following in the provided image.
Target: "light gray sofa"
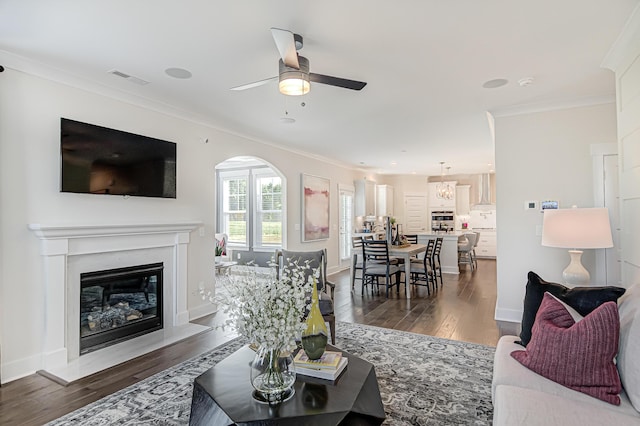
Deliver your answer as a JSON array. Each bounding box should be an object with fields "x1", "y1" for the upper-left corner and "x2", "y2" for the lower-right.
[{"x1": 492, "y1": 283, "x2": 640, "y2": 425}]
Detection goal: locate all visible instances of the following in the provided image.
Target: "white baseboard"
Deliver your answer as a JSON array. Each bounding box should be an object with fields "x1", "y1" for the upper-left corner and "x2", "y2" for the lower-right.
[
  {"x1": 189, "y1": 302, "x2": 218, "y2": 321},
  {"x1": 1, "y1": 352, "x2": 42, "y2": 384},
  {"x1": 494, "y1": 307, "x2": 522, "y2": 324}
]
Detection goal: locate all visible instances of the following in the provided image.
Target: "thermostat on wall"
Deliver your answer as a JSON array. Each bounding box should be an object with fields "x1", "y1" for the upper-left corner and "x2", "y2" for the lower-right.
[{"x1": 524, "y1": 200, "x2": 538, "y2": 210}]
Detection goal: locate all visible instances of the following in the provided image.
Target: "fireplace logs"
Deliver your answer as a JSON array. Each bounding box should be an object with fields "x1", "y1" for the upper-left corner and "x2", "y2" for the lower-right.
[{"x1": 87, "y1": 302, "x2": 143, "y2": 332}]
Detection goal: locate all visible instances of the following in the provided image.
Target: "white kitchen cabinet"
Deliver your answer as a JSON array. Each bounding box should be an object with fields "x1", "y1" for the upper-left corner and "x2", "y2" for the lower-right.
[
  {"x1": 355, "y1": 179, "x2": 376, "y2": 216},
  {"x1": 455, "y1": 185, "x2": 471, "y2": 215},
  {"x1": 474, "y1": 229, "x2": 496, "y2": 258},
  {"x1": 428, "y1": 181, "x2": 457, "y2": 209},
  {"x1": 376, "y1": 185, "x2": 394, "y2": 216}
]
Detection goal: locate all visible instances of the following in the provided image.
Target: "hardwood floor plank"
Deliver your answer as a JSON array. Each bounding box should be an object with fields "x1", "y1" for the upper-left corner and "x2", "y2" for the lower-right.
[{"x1": 0, "y1": 259, "x2": 499, "y2": 426}]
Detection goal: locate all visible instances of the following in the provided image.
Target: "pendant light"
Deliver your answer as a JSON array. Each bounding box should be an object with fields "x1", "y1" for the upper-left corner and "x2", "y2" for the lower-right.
[{"x1": 436, "y1": 162, "x2": 454, "y2": 200}]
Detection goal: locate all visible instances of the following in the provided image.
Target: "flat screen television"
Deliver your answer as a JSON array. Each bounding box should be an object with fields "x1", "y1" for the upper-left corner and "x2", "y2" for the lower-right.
[{"x1": 60, "y1": 118, "x2": 177, "y2": 198}]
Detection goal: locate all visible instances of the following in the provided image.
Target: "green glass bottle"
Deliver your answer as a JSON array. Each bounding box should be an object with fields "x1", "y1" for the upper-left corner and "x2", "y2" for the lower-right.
[{"x1": 301, "y1": 279, "x2": 328, "y2": 360}]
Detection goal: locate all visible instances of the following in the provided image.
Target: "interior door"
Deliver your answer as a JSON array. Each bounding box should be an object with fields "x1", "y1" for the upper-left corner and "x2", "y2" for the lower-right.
[
  {"x1": 404, "y1": 194, "x2": 428, "y2": 233},
  {"x1": 339, "y1": 186, "x2": 355, "y2": 261}
]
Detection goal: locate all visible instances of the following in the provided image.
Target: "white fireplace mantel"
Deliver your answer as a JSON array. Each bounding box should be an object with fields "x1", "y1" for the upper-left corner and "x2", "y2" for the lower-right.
[
  {"x1": 28, "y1": 221, "x2": 209, "y2": 383},
  {"x1": 29, "y1": 222, "x2": 201, "y2": 240}
]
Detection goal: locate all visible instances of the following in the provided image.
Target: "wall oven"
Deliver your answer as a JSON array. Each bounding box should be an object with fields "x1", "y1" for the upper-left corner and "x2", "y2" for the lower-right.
[{"x1": 431, "y1": 210, "x2": 455, "y2": 232}]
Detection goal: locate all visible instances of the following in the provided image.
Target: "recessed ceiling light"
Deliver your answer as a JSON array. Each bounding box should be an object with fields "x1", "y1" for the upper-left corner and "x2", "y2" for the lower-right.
[
  {"x1": 279, "y1": 117, "x2": 295, "y2": 124},
  {"x1": 165, "y1": 67, "x2": 192, "y2": 79},
  {"x1": 482, "y1": 78, "x2": 508, "y2": 89}
]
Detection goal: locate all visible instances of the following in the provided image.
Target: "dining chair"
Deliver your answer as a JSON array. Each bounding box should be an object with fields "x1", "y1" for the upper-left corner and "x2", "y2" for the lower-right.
[
  {"x1": 410, "y1": 237, "x2": 435, "y2": 266},
  {"x1": 404, "y1": 234, "x2": 418, "y2": 244},
  {"x1": 404, "y1": 234, "x2": 421, "y2": 262},
  {"x1": 362, "y1": 240, "x2": 404, "y2": 298},
  {"x1": 351, "y1": 235, "x2": 374, "y2": 290},
  {"x1": 409, "y1": 239, "x2": 436, "y2": 294},
  {"x1": 431, "y1": 237, "x2": 444, "y2": 287},
  {"x1": 275, "y1": 248, "x2": 336, "y2": 344}
]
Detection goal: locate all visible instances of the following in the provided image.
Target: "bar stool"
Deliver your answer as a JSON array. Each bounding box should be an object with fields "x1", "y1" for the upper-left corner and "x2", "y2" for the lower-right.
[
  {"x1": 458, "y1": 232, "x2": 477, "y2": 271},
  {"x1": 472, "y1": 231, "x2": 480, "y2": 269}
]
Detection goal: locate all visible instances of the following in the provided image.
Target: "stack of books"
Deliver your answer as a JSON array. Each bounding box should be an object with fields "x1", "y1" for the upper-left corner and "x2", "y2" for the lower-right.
[{"x1": 293, "y1": 350, "x2": 348, "y2": 381}]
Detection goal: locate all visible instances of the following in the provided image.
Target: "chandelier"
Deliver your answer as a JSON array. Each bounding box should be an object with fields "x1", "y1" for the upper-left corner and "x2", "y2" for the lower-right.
[{"x1": 436, "y1": 162, "x2": 454, "y2": 200}]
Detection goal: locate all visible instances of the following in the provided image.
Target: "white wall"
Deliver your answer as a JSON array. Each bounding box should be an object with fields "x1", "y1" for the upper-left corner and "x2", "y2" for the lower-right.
[
  {"x1": 494, "y1": 103, "x2": 618, "y2": 324},
  {"x1": 0, "y1": 67, "x2": 362, "y2": 382}
]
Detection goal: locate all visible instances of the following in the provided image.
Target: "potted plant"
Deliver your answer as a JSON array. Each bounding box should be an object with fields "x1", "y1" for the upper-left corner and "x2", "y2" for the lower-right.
[{"x1": 202, "y1": 261, "x2": 315, "y2": 403}]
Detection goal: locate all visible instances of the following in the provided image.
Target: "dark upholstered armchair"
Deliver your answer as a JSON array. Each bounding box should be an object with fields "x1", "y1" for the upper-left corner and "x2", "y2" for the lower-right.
[{"x1": 275, "y1": 248, "x2": 336, "y2": 344}]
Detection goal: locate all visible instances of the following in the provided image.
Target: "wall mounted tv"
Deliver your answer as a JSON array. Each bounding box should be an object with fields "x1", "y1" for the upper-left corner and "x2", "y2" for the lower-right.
[{"x1": 60, "y1": 118, "x2": 177, "y2": 198}]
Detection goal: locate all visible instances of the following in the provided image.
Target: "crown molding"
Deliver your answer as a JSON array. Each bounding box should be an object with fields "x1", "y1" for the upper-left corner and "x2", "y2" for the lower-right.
[{"x1": 490, "y1": 94, "x2": 615, "y2": 118}]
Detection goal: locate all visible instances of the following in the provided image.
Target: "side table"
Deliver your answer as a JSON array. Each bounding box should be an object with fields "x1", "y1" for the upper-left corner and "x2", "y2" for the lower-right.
[{"x1": 189, "y1": 345, "x2": 385, "y2": 425}]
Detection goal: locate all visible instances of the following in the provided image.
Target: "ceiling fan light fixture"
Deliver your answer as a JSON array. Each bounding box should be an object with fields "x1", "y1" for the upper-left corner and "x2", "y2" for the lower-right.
[{"x1": 278, "y1": 56, "x2": 310, "y2": 96}]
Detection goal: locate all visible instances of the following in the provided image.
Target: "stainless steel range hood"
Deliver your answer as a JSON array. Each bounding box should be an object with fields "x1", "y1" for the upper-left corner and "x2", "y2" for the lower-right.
[{"x1": 472, "y1": 173, "x2": 495, "y2": 210}]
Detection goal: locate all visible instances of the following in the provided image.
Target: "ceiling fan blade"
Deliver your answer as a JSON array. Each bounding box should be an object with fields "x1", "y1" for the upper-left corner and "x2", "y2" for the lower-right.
[
  {"x1": 270, "y1": 27, "x2": 299, "y2": 69},
  {"x1": 230, "y1": 76, "x2": 278, "y2": 91},
  {"x1": 309, "y1": 73, "x2": 367, "y2": 91}
]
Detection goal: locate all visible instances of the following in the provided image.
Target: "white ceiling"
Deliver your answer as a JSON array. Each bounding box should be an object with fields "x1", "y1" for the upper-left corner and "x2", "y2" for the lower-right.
[{"x1": 1, "y1": 0, "x2": 637, "y2": 176}]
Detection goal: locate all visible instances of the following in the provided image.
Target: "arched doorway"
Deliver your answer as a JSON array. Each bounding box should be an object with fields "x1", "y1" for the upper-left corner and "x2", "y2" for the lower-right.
[{"x1": 215, "y1": 156, "x2": 286, "y2": 260}]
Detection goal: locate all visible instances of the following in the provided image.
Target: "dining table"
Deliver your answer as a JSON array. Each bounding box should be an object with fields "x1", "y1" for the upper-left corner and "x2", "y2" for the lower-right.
[{"x1": 388, "y1": 243, "x2": 427, "y2": 299}]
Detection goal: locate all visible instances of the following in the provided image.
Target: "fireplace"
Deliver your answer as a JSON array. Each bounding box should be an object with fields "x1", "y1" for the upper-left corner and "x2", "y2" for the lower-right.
[
  {"x1": 28, "y1": 222, "x2": 213, "y2": 383},
  {"x1": 80, "y1": 263, "x2": 164, "y2": 354}
]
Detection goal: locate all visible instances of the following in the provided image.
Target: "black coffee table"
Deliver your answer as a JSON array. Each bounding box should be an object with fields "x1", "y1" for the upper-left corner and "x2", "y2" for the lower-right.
[{"x1": 189, "y1": 345, "x2": 385, "y2": 425}]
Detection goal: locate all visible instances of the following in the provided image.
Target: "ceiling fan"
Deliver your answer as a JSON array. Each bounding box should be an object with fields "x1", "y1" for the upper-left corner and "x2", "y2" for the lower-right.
[{"x1": 230, "y1": 28, "x2": 367, "y2": 96}]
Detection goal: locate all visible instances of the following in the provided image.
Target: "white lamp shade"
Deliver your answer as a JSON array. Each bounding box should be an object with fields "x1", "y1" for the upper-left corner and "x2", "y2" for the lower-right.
[{"x1": 541, "y1": 207, "x2": 613, "y2": 249}]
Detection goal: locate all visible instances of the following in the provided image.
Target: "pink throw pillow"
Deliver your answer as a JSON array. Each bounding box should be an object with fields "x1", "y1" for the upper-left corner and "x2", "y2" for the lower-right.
[{"x1": 511, "y1": 292, "x2": 621, "y2": 405}]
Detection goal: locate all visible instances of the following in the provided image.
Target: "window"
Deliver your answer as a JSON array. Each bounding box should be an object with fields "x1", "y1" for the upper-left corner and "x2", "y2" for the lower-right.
[
  {"x1": 217, "y1": 162, "x2": 284, "y2": 251},
  {"x1": 254, "y1": 169, "x2": 283, "y2": 248},
  {"x1": 220, "y1": 170, "x2": 249, "y2": 246}
]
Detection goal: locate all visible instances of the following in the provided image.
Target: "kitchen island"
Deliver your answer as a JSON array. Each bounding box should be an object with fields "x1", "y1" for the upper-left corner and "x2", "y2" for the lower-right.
[{"x1": 416, "y1": 232, "x2": 463, "y2": 274}]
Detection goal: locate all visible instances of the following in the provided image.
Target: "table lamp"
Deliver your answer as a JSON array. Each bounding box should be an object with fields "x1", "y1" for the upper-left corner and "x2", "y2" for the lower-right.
[{"x1": 541, "y1": 207, "x2": 613, "y2": 286}]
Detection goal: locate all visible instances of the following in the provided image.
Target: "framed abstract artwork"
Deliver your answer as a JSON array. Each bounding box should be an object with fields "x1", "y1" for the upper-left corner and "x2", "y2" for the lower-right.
[{"x1": 302, "y1": 174, "x2": 330, "y2": 242}]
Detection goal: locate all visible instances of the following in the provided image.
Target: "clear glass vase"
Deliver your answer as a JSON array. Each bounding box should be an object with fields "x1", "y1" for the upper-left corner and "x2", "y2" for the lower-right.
[
  {"x1": 250, "y1": 345, "x2": 296, "y2": 403},
  {"x1": 301, "y1": 279, "x2": 328, "y2": 360}
]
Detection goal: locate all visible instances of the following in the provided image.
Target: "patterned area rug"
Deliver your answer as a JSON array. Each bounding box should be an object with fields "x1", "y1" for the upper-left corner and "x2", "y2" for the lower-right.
[{"x1": 48, "y1": 322, "x2": 495, "y2": 425}]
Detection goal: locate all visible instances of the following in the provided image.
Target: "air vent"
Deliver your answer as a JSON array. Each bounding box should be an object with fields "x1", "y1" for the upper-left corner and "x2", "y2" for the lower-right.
[{"x1": 108, "y1": 69, "x2": 149, "y2": 85}]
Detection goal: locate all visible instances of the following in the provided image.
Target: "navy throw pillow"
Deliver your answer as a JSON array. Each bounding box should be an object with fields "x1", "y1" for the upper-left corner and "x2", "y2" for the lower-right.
[{"x1": 518, "y1": 271, "x2": 625, "y2": 346}]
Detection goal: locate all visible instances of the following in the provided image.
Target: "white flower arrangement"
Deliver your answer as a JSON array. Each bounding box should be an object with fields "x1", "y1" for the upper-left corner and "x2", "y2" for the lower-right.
[{"x1": 202, "y1": 260, "x2": 317, "y2": 353}]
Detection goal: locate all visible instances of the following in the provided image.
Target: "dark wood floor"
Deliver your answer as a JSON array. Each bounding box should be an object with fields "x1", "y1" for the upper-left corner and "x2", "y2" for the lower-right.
[{"x1": 0, "y1": 259, "x2": 498, "y2": 426}]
